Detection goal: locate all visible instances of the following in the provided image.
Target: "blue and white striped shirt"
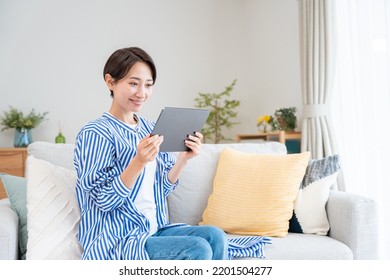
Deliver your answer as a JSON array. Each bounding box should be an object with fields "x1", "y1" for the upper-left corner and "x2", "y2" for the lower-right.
[
  {"x1": 74, "y1": 112, "x2": 178, "y2": 260},
  {"x1": 74, "y1": 112, "x2": 272, "y2": 260}
]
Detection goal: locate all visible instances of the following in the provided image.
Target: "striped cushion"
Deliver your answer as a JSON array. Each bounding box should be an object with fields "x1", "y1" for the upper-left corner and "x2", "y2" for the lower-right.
[
  {"x1": 26, "y1": 156, "x2": 82, "y2": 259},
  {"x1": 289, "y1": 154, "x2": 340, "y2": 235},
  {"x1": 200, "y1": 148, "x2": 310, "y2": 237}
]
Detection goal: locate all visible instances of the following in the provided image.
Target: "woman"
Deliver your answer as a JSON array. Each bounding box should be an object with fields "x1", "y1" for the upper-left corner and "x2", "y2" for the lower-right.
[{"x1": 73, "y1": 47, "x2": 228, "y2": 260}]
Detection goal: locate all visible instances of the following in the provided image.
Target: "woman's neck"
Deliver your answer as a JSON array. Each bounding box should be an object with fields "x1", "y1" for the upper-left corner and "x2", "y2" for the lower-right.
[{"x1": 108, "y1": 108, "x2": 138, "y2": 125}]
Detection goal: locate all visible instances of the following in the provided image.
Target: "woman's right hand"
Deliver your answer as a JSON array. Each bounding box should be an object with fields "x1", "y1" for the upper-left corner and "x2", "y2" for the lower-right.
[
  {"x1": 135, "y1": 134, "x2": 164, "y2": 164},
  {"x1": 120, "y1": 134, "x2": 163, "y2": 189}
]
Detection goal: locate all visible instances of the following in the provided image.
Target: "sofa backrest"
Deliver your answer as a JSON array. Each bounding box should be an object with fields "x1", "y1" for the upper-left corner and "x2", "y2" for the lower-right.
[
  {"x1": 168, "y1": 142, "x2": 287, "y2": 225},
  {"x1": 27, "y1": 142, "x2": 75, "y2": 171},
  {"x1": 26, "y1": 141, "x2": 287, "y2": 226}
]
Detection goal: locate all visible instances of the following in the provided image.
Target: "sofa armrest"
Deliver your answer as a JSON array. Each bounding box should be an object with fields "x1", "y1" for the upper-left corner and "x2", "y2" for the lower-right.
[
  {"x1": 326, "y1": 190, "x2": 378, "y2": 259},
  {"x1": 0, "y1": 199, "x2": 19, "y2": 260}
]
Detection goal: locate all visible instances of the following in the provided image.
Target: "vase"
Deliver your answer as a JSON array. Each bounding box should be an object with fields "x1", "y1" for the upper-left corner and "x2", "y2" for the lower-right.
[
  {"x1": 257, "y1": 123, "x2": 268, "y2": 133},
  {"x1": 55, "y1": 132, "x2": 66, "y2": 143},
  {"x1": 14, "y1": 128, "x2": 32, "y2": 147}
]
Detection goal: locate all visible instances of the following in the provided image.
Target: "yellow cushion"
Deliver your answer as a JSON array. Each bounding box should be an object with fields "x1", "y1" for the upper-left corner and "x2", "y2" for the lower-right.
[{"x1": 200, "y1": 148, "x2": 310, "y2": 237}]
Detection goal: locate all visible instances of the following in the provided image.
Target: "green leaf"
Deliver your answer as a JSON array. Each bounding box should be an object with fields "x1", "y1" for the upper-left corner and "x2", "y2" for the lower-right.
[
  {"x1": 0, "y1": 106, "x2": 48, "y2": 131},
  {"x1": 194, "y1": 79, "x2": 240, "y2": 143}
]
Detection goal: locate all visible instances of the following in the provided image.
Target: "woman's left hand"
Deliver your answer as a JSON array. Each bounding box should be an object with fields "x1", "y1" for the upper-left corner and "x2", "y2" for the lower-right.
[
  {"x1": 168, "y1": 132, "x2": 203, "y2": 184},
  {"x1": 179, "y1": 131, "x2": 203, "y2": 161}
]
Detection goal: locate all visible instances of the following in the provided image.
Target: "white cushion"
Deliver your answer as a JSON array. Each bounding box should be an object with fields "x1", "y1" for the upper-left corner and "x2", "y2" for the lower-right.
[
  {"x1": 26, "y1": 156, "x2": 82, "y2": 259},
  {"x1": 168, "y1": 142, "x2": 287, "y2": 225}
]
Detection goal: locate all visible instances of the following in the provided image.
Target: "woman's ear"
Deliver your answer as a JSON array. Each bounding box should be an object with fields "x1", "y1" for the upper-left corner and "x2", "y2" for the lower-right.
[{"x1": 104, "y1": 73, "x2": 116, "y2": 91}]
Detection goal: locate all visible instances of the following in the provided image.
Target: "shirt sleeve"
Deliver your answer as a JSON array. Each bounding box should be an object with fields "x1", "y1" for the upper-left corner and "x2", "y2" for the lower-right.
[
  {"x1": 74, "y1": 129, "x2": 132, "y2": 212},
  {"x1": 158, "y1": 151, "x2": 179, "y2": 196}
]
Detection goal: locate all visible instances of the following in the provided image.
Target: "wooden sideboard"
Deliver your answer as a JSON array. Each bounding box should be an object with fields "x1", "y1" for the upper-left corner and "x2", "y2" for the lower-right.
[
  {"x1": 236, "y1": 131, "x2": 301, "y2": 144},
  {"x1": 0, "y1": 147, "x2": 28, "y2": 199}
]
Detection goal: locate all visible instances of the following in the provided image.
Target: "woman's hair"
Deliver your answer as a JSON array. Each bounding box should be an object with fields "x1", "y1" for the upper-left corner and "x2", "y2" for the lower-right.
[{"x1": 103, "y1": 47, "x2": 156, "y2": 96}]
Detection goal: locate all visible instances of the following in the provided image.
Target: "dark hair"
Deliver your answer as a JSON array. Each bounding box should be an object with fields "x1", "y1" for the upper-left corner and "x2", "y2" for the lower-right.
[{"x1": 103, "y1": 47, "x2": 156, "y2": 96}]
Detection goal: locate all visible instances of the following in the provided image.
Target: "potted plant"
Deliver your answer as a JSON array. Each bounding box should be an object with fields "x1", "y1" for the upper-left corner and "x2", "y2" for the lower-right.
[
  {"x1": 194, "y1": 79, "x2": 240, "y2": 143},
  {"x1": 0, "y1": 106, "x2": 49, "y2": 147},
  {"x1": 274, "y1": 107, "x2": 297, "y2": 132}
]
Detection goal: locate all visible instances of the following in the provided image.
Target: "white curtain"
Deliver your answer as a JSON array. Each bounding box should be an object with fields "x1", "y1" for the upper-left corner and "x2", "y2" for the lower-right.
[
  {"x1": 331, "y1": 0, "x2": 390, "y2": 259},
  {"x1": 299, "y1": 0, "x2": 344, "y2": 190}
]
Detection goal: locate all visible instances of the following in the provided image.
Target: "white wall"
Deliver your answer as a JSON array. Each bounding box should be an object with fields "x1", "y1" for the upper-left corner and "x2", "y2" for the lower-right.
[{"x1": 0, "y1": 0, "x2": 301, "y2": 146}]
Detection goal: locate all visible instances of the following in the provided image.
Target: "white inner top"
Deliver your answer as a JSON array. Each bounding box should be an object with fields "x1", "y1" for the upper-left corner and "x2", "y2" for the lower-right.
[{"x1": 128, "y1": 123, "x2": 158, "y2": 235}]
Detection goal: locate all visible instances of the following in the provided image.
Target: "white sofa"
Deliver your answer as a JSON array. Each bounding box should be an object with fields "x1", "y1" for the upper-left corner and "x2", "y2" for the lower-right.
[{"x1": 0, "y1": 141, "x2": 378, "y2": 260}]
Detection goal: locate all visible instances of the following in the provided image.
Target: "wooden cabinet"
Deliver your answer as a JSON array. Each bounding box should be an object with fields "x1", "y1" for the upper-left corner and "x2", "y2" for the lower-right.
[
  {"x1": 0, "y1": 148, "x2": 27, "y2": 199},
  {"x1": 236, "y1": 131, "x2": 301, "y2": 143}
]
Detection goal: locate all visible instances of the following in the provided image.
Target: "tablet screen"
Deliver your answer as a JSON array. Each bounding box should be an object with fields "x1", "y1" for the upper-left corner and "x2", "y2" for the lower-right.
[{"x1": 151, "y1": 107, "x2": 209, "y2": 152}]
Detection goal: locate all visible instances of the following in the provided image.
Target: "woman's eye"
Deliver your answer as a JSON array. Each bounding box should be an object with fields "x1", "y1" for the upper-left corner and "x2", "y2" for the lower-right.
[
  {"x1": 146, "y1": 83, "x2": 153, "y2": 88},
  {"x1": 129, "y1": 82, "x2": 138, "y2": 86}
]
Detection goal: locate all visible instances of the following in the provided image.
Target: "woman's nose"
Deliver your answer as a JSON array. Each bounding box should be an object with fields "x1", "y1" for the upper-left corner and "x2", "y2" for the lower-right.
[{"x1": 136, "y1": 85, "x2": 147, "y2": 96}]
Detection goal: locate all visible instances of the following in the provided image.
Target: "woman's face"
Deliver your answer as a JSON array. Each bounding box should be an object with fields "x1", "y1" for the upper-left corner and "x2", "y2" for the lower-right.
[{"x1": 109, "y1": 62, "x2": 154, "y2": 114}]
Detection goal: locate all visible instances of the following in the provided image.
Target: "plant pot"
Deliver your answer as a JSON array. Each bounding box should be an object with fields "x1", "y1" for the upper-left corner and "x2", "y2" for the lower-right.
[
  {"x1": 276, "y1": 117, "x2": 285, "y2": 131},
  {"x1": 14, "y1": 128, "x2": 32, "y2": 147},
  {"x1": 276, "y1": 117, "x2": 295, "y2": 132}
]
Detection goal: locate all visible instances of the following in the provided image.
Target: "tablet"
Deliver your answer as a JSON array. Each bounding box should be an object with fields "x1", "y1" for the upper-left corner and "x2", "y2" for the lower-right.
[{"x1": 151, "y1": 107, "x2": 210, "y2": 152}]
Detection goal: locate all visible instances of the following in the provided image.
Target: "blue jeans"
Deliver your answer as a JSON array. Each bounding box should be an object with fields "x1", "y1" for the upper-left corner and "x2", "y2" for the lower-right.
[{"x1": 145, "y1": 225, "x2": 228, "y2": 260}]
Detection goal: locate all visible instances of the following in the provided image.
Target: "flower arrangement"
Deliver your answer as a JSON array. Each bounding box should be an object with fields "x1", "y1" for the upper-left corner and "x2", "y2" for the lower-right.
[
  {"x1": 0, "y1": 106, "x2": 48, "y2": 131},
  {"x1": 256, "y1": 115, "x2": 272, "y2": 132}
]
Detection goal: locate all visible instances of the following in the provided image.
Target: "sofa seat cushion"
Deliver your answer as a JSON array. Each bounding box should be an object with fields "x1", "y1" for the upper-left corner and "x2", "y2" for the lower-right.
[{"x1": 228, "y1": 233, "x2": 353, "y2": 260}]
